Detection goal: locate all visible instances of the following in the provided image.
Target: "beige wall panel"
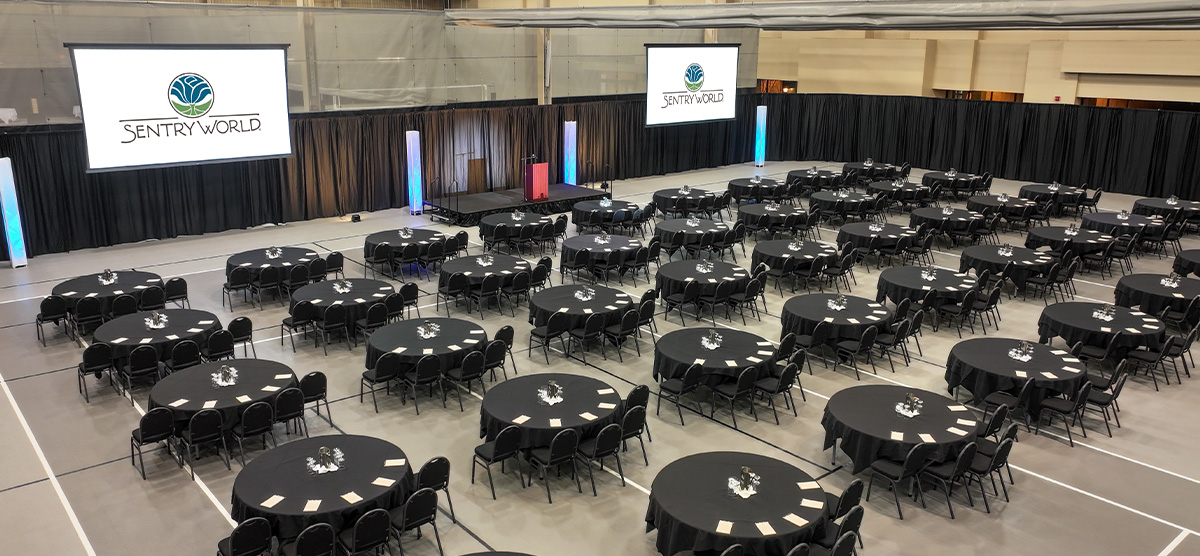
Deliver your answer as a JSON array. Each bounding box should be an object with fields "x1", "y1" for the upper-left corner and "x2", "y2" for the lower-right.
[
  {"x1": 1066, "y1": 30, "x2": 1200, "y2": 41},
  {"x1": 785, "y1": 38, "x2": 931, "y2": 96},
  {"x1": 1062, "y1": 41, "x2": 1200, "y2": 77},
  {"x1": 980, "y1": 30, "x2": 1068, "y2": 41},
  {"x1": 930, "y1": 39, "x2": 974, "y2": 91},
  {"x1": 1077, "y1": 73, "x2": 1200, "y2": 103},
  {"x1": 1024, "y1": 41, "x2": 1078, "y2": 104},
  {"x1": 971, "y1": 41, "x2": 1028, "y2": 93}
]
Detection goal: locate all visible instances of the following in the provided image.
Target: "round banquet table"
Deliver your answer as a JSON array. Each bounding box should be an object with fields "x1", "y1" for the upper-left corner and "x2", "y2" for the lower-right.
[
  {"x1": 876, "y1": 267, "x2": 978, "y2": 308},
  {"x1": 571, "y1": 200, "x2": 639, "y2": 225},
  {"x1": 1018, "y1": 184, "x2": 1084, "y2": 203},
  {"x1": 867, "y1": 180, "x2": 926, "y2": 201},
  {"x1": 909, "y1": 207, "x2": 984, "y2": 232},
  {"x1": 843, "y1": 161, "x2": 895, "y2": 180},
  {"x1": 727, "y1": 178, "x2": 781, "y2": 202},
  {"x1": 655, "y1": 260, "x2": 750, "y2": 300},
  {"x1": 645, "y1": 451, "x2": 828, "y2": 556},
  {"x1": 835, "y1": 222, "x2": 917, "y2": 251},
  {"x1": 751, "y1": 240, "x2": 837, "y2": 272},
  {"x1": 782, "y1": 294, "x2": 893, "y2": 345},
  {"x1": 230, "y1": 435, "x2": 414, "y2": 540},
  {"x1": 653, "y1": 187, "x2": 713, "y2": 212},
  {"x1": 1037, "y1": 302, "x2": 1165, "y2": 350},
  {"x1": 921, "y1": 171, "x2": 980, "y2": 192},
  {"x1": 809, "y1": 191, "x2": 871, "y2": 213},
  {"x1": 363, "y1": 228, "x2": 446, "y2": 260},
  {"x1": 1025, "y1": 227, "x2": 1113, "y2": 256},
  {"x1": 1174, "y1": 249, "x2": 1200, "y2": 277},
  {"x1": 365, "y1": 318, "x2": 486, "y2": 370},
  {"x1": 479, "y1": 212, "x2": 554, "y2": 239},
  {"x1": 1082, "y1": 212, "x2": 1166, "y2": 237},
  {"x1": 290, "y1": 279, "x2": 394, "y2": 330},
  {"x1": 93, "y1": 309, "x2": 222, "y2": 360},
  {"x1": 788, "y1": 169, "x2": 841, "y2": 191},
  {"x1": 1133, "y1": 198, "x2": 1200, "y2": 219},
  {"x1": 959, "y1": 244, "x2": 1054, "y2": 290},
  {"x1": 653, "y1": 328, "x2": 777, "y2": 384},
  {"x1": 655, "y1": 218, "x2": 730, "y2": 246},
  {"x1": 52, "y1": 271, "x2": 164, "y2": 312},
  {"x1": 439, "y1": 254, "x2": 533, "y2": 288},
  {"x1": 737, "y1": 204, "x2": 807, "y2": 226},
  {"x1": 479, "y1": 373, "x2": 622, "y2": 449},
  {"x1": 561, "y1": 234, "x2": 642, "y2": 267},
  {"x1": 148, "y1": 360, "x2": 298, "y2": 430},
  {"x1": 945, "y1": 338, "x2": 1086, "y2": 418},
  {"x1": 528, "y1": 285, "x2": 634, "y2": 330},
  {"x1": 1114, "y1": 274, "x2": 1200, "y2": 314},
  {"x1": 966, "y1": 194, "x2": 1037, "y2": 217},
  {"x1": 821, "y1": 385, "x2": 978, "y2": 474},
  {"x1": 226, "y1": 247, "x2": 320, "y2": 279}
]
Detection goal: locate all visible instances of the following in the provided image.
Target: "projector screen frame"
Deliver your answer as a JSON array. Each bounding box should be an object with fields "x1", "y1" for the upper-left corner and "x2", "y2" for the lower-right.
[
  {"x1": 643, "y1": 42, "x2": 741, "y2": 128},
  {"x1": 65, "y1": 42, "x2": 293, "y2": 173}
]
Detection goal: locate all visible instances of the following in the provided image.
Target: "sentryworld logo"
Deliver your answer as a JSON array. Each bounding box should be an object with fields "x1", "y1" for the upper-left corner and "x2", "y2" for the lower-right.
[
  {"x1": 661, "y1": 62, "x2": 725, "y2": 110},
  {"x1": 120, "y1": 73, "x2": 261, "y2": 144}
]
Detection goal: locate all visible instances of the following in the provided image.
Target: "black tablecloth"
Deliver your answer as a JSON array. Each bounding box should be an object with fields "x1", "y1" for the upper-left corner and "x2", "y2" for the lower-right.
[
  {"x1": 528, "y1": 285, "x2": 634, "y2": 330},
  {"x1": 809, "y1": 191, "x2": 871, "y2": 213},
  {"x1": 1082, "y1": 212, "x2": 1166, "y2": 237},
  {"x1": 945, "y1": 338, "x2": 1086, "y2": 417},
  {"x1": 480, "y1": 213, "x2": 554, "y2": 239},
  {"x1": 1025, "y1": 227, "x2": 1113, "y2": 256},
  {"x1": 910, "y1": 207, "x2": 984, "y2": 232},
  {"x1": 921, "y1": 171, "x2": 980, "y2": 192},
  {"x1": 571, "y1": 200, "x2": 639, "y2": 225},
  {"x1": 363, "y1": 229, "x2": 446, "y2": 259},
  {"x1": 835, "y1": 222, "x2": 917, "y2": 250},
  {"x1": 737, "y1": 204, "x2": 807, "y2": 226},
  {"x1": 782, "y1": 294, "x2": 893, "y2": 344},
  {"x1": 788, "y1": 169, "x2": 841, "y2": 191},
  {"x1": 966, "y1": 195, "x2": 1037, "y2": 217},
  {"x1": 230, "y1": 435, "x2": 414, "y2": 540},
  {"x1": 479, "y1": 373, "x2": 622, "y2": 449},
  {"x1": 876, "y1": 267, "x2": 977, "y2": 307},
  {"x1": 561, "y1": 235, "x2": 642, "y2": 266},
  {"x1": 728, "y1": 178, "x2": 781, "y2": 201},
  {"x1": 653, "y1": 328, "x2": 776, "y2": 384},
  {"x1": 653, "y1": 188, "x2": 714, "y2": 211},
  {"x1": 655, "y1": 219, "x2": 731, "y2": 245},
  {"x1": 439, "y1": 255, "x2": 533, "y2": 288},
  {"x1": 655, "y1": 260, "x2": 749, "y2": 299},
  {"x1": 1133, "y1": 198, "x2": 1200, "y2": 219},
  {"x1": 52, "y1": 271, "x2": 164, "y2": 312},
  {"x1": 1018, "y1": 184, "x2": 1083, "y2": 203},
  {"x1": 843, "y1": 162, "x2": 895, "y2": 180},
  {"x1": 1114, "y1": 274, "x2": 1200, "y2": 314},
  {"x1": 959, "y1": 245, "x2": 1054, "y2": 290},
  {"x1": 822, "y1": 385, "x2": 977, "y2": 474},
  {"x1": 1174, "y1": 250, "x2": 1200, "y2": 277},
  {"x1": 93, "y1": 309, "x2": 222, "y2": 360},
  {"x1": 291, "y1": 279, "x2": 394, "y2": 329},
  {"x1": 646, "y1": 451, "x2": 827, "y2": 556},
  {"x1": 751, "y1": 240, "x2": 837, "y2": 271},
  {"x1": 148, "y1": 360, "x2": 297, "y2": 429},
  {"x1": 365, "y1": 318, "x2": 486, "y2": 370},
  {"x1": 227, "y1": 247, "x2": 320, "y2": 278},
  {"x1": 1037, "y1": 302, "x2": 1165, "y2": 350},
  {"x1": 867, "y1": 180, "x2": 926, "y2": 201}
]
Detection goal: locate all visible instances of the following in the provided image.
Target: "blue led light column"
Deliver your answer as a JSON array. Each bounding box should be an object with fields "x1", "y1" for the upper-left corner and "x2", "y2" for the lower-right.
[
  {"x1": 754, "y1": 105, "x2": 767, "y2": 168},
  {"x1": 563, "y1": 121, "x2": 577, "y2": 186},
  {"x1": 0, "y1": 158, "x2": 27, "y2": 268},
  {"x1": 405, "y1": 131, "x2": 423, "y2": 215}
]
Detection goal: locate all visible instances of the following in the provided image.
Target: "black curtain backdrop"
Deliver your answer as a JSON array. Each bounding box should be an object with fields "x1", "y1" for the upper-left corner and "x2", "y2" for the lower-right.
[{"x1": 2, "y1": 92, "x2": 1199, "y2": 260}]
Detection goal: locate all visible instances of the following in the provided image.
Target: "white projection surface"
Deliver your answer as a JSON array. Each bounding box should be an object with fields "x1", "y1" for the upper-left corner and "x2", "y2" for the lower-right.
[{"x1": 645, "y1": 44, "x2": 739, "y2": 127}]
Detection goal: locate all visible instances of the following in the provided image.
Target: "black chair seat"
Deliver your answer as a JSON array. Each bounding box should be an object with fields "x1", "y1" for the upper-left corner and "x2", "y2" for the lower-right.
[
  {"x1": 1040, "y1": 397, "x2": 1075, "y2": 413},
  {"x1": 1126, "y1": 350, "x2": 1159, "y2": 363},
  {"x1": 975, "y1": 437, "x2": 1002, "y2": 458},
  {"x1": 1087, "y1": 390, "x2": 1115, "y2": 405},
  {"x1": 922, "y1": 459, "x2": 956, "y2": 481},
  {"x1": 603, "y1": 323, "x2": 624, "y2": 335},
  {"x1": 938, "y1": 303, "x2": 967, "y2": 316},
  {"x1": 131, "y1": 428, "x2": 170, "y2": 444},
  {"x1": 282, "y1": 316, "x2": 311, "y2": 327},
  {"x1": 1025, "y1": 276, "x2": 1052, "y2": 286},
  {"x1": 444, "y1": 367, "x2": 474, "y2": 381},
  {"x1": 869, "y1": 457, "x2": 905, "y2": 479},
  {"x1": 753, "y1": 377, "x2": 782, "y2": 391},
  {"x1": 474, "y1": 441, "x2": 500, "y2": 460},
  {"x1": 528, "y1": 446, "x2": 553, "y2": 464},
  {"x1": 983, "y1": 391, "x2": 1017, "y2": 408},
  {"x1": 1078, "y1": 345, "x2": 1106, "y2": 359},
  {"x1": 664, "y1": 293, "x2": 687, "y2": 305},
  {"x1": 795, "y1": 335, "x2": 817, "y2": 347},
  {"x1": 568, "y1": 327, "x2": 591, "y2": 339},
  {"x1": 711, "y1": 382, "x2": 741, "y2": 397},
  {"x1": 835, "y1": 340, "x2": 863, "y2": 352},
  {"x1": 576, "y1": 437, "x2": 605, "y2": 458},
  {"x1": 875, "y1": 332, "x2": 899, "y2": 345},
  {"x1": 658, "y1": 378, "x2": 686, "y2": 394},
  {"x1": 530, "y1": 325, "x2": 553, "y2": 339},
  {"x1": 362, "y1": 368, "x2": 393, "y2": 382},
  {"x1": 335, "y1": 529, "x2": 356, "y2": 550}
]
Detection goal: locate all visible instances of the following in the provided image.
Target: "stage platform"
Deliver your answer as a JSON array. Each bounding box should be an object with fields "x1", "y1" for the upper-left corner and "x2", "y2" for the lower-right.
[{"x1": 425, "y1": 183, "x2": 608, "y2": 226}]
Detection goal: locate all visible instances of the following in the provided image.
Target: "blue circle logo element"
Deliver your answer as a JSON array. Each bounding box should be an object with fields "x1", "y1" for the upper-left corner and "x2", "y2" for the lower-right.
[
  {"x1": 168, "y1": 73, "x2": 214, "y2": 118},
  {"x1": 684, "y1": 63, "x2": 705, "y2": 92}
]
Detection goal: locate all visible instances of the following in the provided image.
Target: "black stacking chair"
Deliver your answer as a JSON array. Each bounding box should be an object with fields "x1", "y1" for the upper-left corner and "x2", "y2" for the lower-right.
[
  {"x1": 228, "y1": 316, "x2": 256, "y2": 357},
  {"x1": 575, "y1": 422, "x2": 625, "y2": 496},
  {"x1": 130, "y1": 406, "x2": 173, "y2": 480},
  {"x1": 78, "y1": 342, "x2": 113, "y2": 403},
  {"x1": 278, "y1": 523, "x2": 334, "y2": 556},
  {"x1": 232, "y1": 401, "x2": 276, "y2": 466},
  {"x1": 222, "y1": 267, "x2": 253, "y2": 312},
  {"x1": 472, "y1": 425, "x2": 524, "y2": 499},
  {"x1": 388, "y1": 488, "x2": 444, "y2": 556},
  {"x1": 202, "y1": 329, "x2": 236, "y2": 362},
  {"x1": 526, "y1": 428, "x2": 581, "y2": 504},
  {"x1": 215, "y1": 516, "x2": 273, "y2": 556},
  {"x1": 711, "y1": 367, "x2": 758, "y2": 430},
  {"x1": 336, "y1": 508, "x2": 390, "y2": 556},
  {"x1": 281, "y1": 300, "x2": 316, "y2": 353},
  {"x1": 139, "y1": 285, "x2": 166, "y2": 311},
  {"x1": 529, "y1": 311, "x2": 569, "y2": 364},
  {"x1": 274, "y1": 387, "x2": 309, "y2": 438},
  {"x1": 250, "y1": 266, "x2": 282, "y2": 309},
  {"x1": 920, "y1": 442, "x2": 977, "y2": 519},
  {"x1": 865, "y1": 442, "x2": 934, "y2": 520},
  {"x1": 416, "y1": 456, "x2": 455, "y2": 523},
  {"x1": 315, "y1": 304, "x2": 350, "y2": 355},
  {"x1": 299, "y1": 371, "x2": 331, "y2": 424},
  {"x1": 443, "y1": 350, "x2": 487, "y2": 412},
  {"x1": 361, "y1": 352, "x2": 401, "y2": 413},
  {"x1": 164, "y1": 277, "x2": 190, "y2": 308},
  {"x1": 400, "y1": 355, "x2": 444, "y2": 414},
  {"x1": 179, "y1": 408, "x2": 230, "y2": 480},
  {"x1": 35, "y1": 294, "x2": 68, "y2": 346}
]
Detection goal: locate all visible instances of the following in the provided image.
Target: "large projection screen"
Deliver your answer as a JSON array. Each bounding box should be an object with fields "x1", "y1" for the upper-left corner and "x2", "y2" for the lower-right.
[
  {"x1": 67, "y1": 44, "x2": 292, "y2": 172},
  {"x1": 645, "y1": 44, "x2": 740, "y2": 127}
]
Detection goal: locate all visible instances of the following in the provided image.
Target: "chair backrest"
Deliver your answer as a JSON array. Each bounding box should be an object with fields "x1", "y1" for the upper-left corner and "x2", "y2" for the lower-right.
[
  {"x1": 417, "y1": 456, "x2": 451, "y2": 491},
  {"x1": 139, "y1": 406, "x2": 175, "y2": 441},
  {"x1": 536, "y1": 256, "x2": 554, "y2": 273},
  {"x1": 583, "y1": 312, "x2": 605, "y2": 336},
  {"x1": 228, "y1": 316, "x2": 253, "y2": 342},
  {"x1": 920, "y1": 288, "x2": 939, "y2": 310},
  {"x1": 742, "y1": 278, "x2": 762, "y2": 302},
  {"x1": 128, "y1": 344, "x2": 160, "y2": 373},
  {"x1": 547, "y1": 427, "x2": 580, "y2": 465},
  {"x1": 139, "y1": 285, "x2": 166, "y2": 310},
  {"x1": 257, "y1": 265, "x2": 280, "y2": 285},
  {"x1": 510, "y1": 271, "x2": 531, "y2": 293},
  {"x1": 810, "y1": 321, "x2": 831, "y2": 345},
  {"x1": 681, "y1": 281, "x2": 702, "y2": 303},
  {"x1": 984, "y1": 405, "x2": 1009, "y2": 437},
  {"x1": 170, "y1": 339, "x2": 201, "y2": 366},
  {"x1": 39, "y1": 294, "x2": 68, "y2": 320},
  {"x1": 894, "y1": 298, "x2": 911, "y2": 318},
  {"x1": 110, "y1": 294, "x2": 138, "y2": 317},
  {"x1": 383, "y1": 292, "x2": 404, "y2": 317},
  {"x1": 494, "y1": 325, "x2": 515, "y2": 349},
  {"x1": 544, "y1": 311, "x2": 569, "y2": 336},
  {"x1": 785, "y1": 543, "x2": 811, "y2": 556},
  {"x1": 1070, "y1": 381, "x2": 1093, "y2": 413},
  {"x1": 719, "y1": 544, "x2": 745, "y2": 556},
  {"x1": 291, "y1": 523, "x2": 335, "y2": 556},
  {"x1": 349, "y1": 508, "x2": 391, "y2": 552},
  {"x1": 187, "y1": 408, "x2": 224, "y2": 442},
  {"x1": 321, "y1": 304, "x2": 346, "y2": 328},
  {"x1": 373, "y1": 352, "x2": 402, "y2": 381},
  {"x1": 492, "y1": 425, "x2": 522, "y2": 461},
  {"x1": 365, "y1": 302, "x2": 388, "y2": 326},
  {"x1": 288, "y1": 264, "x2": 309, "y2": 284},
  {"x1": 307, "y1": 257, "x2": 328, "y2": 281},
  {"x1": 207, "y1": 329, "x2": 235, "y2": 355},
  {"x1": 416, "y1": 354, "x2": 442, "y2": 381},
  {"x1": 889, "y1": 319, "x2": 911, "y2": 343},
  {"x1": 590, "y1": 422, "x2": 623, "y2": 458},
  {"x1": 290, "y1": 300, "x2": 316, "y2": 323},
  {"x1": 777, "y1": 332, "x2": 796, "y2": 360},
  {"x1": 835, "y1": 505, "x2": 865, "y2": 545},
  {"x1": 491, "y1": 223, "x2": 509, "y2": 241},
  {"x1": 399, "y1": 487, "x2": 439, "y2": 531},
  {"x1": 240, "y1": 401, "x2": 275, "y2": 436},
  {"x1": 573, "y1": 248, "x2": 591, "y2": 268},
  {"x1": 444, "y1": 236, "x2": 461, "y2": 255},
  {"x1": 624, "y1": 384, "x2": 650, "y2": 411},
  {"x1": 163, "y1": 277, "x2": 188, "y2": 300},
  {"x1": 858, "y1": 326, "x2": 878, "y2": 350},
  {"x1": 299, "y1": 371, "x2": 327, "y2": 402},
  {"x1": 734, "y1": 366, "x2": 758, "y2": 395},
  {"x1": 901, "y1": 443, "x2": 935, "y2": 478},
  {"x1": 833, "y1": 478, "x2": 864, "y2": 520},
  {"x1": 399, "y1": 282, "x2": 419, "y2": 306},
  {"x1": 483, "y1": 340, "x2": 506, "y2": 369},
  {"x1": 327, "y1": 251, "x2": 344, "y2": 272},
  {"x1": 81, "y1": 342, "x2": 113, "y2": 370},
  {"x1": 530, "y1": 265, "x2": 549, "y2": 288},
  {"x1": 679, "y1": 363, "x2": 704, "y2": 392},
  {"x1": 274, "y1": 387, "x2": 305, "y2": 421},
  {"x1": 227, "y1": 516, "x2": 273, "y2": 556},
  {"x1": 986, "y1": 438, "x2": 1015, "y2": 473}
]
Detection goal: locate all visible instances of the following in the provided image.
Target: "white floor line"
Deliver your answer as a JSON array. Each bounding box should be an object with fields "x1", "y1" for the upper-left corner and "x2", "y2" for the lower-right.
[
  {"x1": 1012, "y1": 464, "x2": 1196, "y2": 536},
  {"x1": 1156, "y1": 530, "x2": 1193, "y2": 556},
  {"x1": 0, "y1": 371, "x2": 98, "y2": 556}
]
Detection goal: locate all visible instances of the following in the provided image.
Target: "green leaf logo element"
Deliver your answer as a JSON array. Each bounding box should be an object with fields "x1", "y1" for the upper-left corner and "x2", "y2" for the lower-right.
[
  {"x1": 684, "y1": 63, "x2": 704, "y2": 92},
  {"x1": 168, "y1": 74, "x2": 214, "y2": 118}
]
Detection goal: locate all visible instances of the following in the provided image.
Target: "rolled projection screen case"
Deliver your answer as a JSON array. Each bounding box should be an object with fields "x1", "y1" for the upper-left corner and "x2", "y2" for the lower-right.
[{"x1": 645, "y1": 44, "x2": 740, "y2": 127}]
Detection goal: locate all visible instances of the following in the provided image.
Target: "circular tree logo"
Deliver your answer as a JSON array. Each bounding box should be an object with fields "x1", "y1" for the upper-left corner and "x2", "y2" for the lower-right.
[
  {"x1": 684, "y1": 63, "x2": 704, "y2": 92},
  {"x1": 168, "y1": 73, "x2": 214, "y2": 118}
]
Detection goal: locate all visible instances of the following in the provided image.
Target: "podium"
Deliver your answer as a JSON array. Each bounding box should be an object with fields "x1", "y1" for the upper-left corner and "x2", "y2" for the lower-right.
[{"x1": 524, "y1": 162, "x2": 548, "y2": 202}]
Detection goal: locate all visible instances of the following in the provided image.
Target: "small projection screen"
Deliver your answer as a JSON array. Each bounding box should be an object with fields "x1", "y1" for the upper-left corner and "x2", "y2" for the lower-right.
[
  {"x1": 67, "y1": 44, "x2": 292, "y2": 172},
  {"x1": 645, "y1": 44, "x2": 740, "y2": 127}
]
